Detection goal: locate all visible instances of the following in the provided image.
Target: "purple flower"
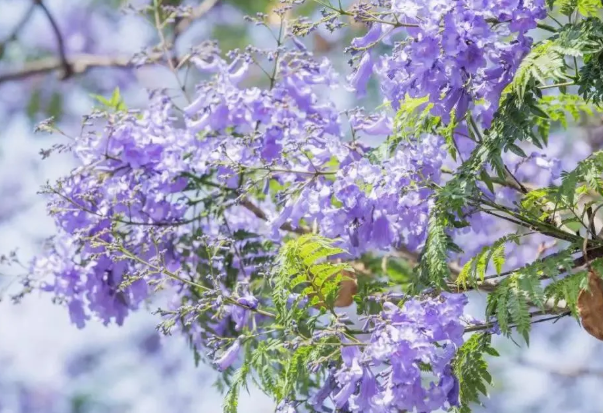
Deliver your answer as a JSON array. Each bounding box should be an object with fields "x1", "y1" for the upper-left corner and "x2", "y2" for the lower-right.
[
  {"x1": 68, "y1": 300, "x2": 88, "y2": 329},
  {"x1": 347, "y1": 52, "x2": 375, "y2": 97},
  {"x1": 350, "y1": 112, "x2": 393, "y2": 136},
  {"x1": 351, "y1": 24, "x2": 383, "y2": 49},
  {"x1": 215, "y1": 339, "x2": 241, "y2": 371},
  {"x1": 308, "y1": 294, "x2": 468, "y2": 412},
  {"x1": 349, "y1": 0, "x2": 546, "y2": 126},
  {"x1": 444, "y1": 366, "x2": 461, "y2": 407},
  {"x1": 276, "y1": 401, "x2": 298, "y2": 413},
  {"x1": 371, "y1": 214, "x2": 394, "y2": 249},
  {"x1": 237, "y1": 294, "x2": 259, "y2": 309}
]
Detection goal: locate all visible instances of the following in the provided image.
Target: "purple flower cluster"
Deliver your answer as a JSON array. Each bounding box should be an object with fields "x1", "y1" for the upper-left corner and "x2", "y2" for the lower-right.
[
  {"x1": 348, "y1": 0, "x2": 546, "y2": 126},
  {"x1": 183, "y1": 49, "x2": 447, "y2": 254},
  {"x1": 310, "y1": 293, "x2": 467, "y2": 412},
  {"x1": 30, "y1": 30, "x2": 458, "y2": 338},
  {"x1": 32, "y1": 95, "x2": 194, "y2": 327},
  {"x1": 275, "y1": 133, "x2": 446, "y2": 254},
  {"x1": 183, "y1": 51, "x2": 340, "y2": 160}
]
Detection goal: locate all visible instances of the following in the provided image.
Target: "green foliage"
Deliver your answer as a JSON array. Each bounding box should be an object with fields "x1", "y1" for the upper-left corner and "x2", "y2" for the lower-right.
[
  {"x1": 512, "y1": 42, "x2": 571, "y2": 101},
  {"x1": 389, "y1": 95, "x2": 460, "y2": 160},
  {"x1": 550, "y1": 0, "x2": 602, "y2": 17},
  {"x1": 223, "y1": 360, "x2": 250, "y2": 413},
  {"x1": 416, "y1": 161, "x2": 483, "y2": 291},
  {"x1": 391, "y1": 96, "x2": 436, "y2": 144},
  {"x1": 91, "y1": 87, "x2": 127, "y2": 112},
  {"x1": 416, "y1": 211, "x2": 462, "y2": 291},
  {"x1": 280, "y1": 345, "x2": 312, "y2": 399},
  {"x1": 519, "y1": 151, "x2": 603, "y2": 238},
  {"x1": 453, "y1": 333, "x2": 499, "y2": 413},
  {"x1": 220, "y1": 235, "x2": 357, "y2": 410},
  {"x1": 424, "y1": 107, "x2": 603, "y2": 294},
  {"x1": 541, "y1": 258, "x2": 603, "y2": 317},
  {"x1": 544, "y1": 269, "x2": 588, "y2": 315},
  {"x1": 221, "y1": 334, "x2": 337, "y2": 412},
  {"x1": 486, "y1": 248, "x2": 576, "y2": 343},
  {"x1": 485, "y1": 90, "x2": 550, "y2": 175},
  {"x1": 536, "y1": 94, "x2": 602, "y2": 138},
  {"x1": 488, "y1": 276, "x2": 531, "y2": 342},
  {"x1": 573, "y1": 19, "x2": 603, "y2": 104},
  {"x1": 456, "y1": 234, "x2": 522, "y2": 289},
  {"x1": 273, "y1": 234, "x2": 353, "y2": 318},
  {"x1": 352, "y1": 253, "x2": 412, "y2": 314},
  {"x1": 513, "y1": 20, "x2": 603, "y2": 101},
  {"x1": 555, "y1": 150, "x2": 603, "y2": 206}
]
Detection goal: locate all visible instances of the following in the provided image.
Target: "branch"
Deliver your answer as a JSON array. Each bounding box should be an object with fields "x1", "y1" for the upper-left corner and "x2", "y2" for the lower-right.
[
  {"x1": 34, "y1": 0, "x2": 72, "y2": 79},
  {"x1": 487, "y1": 175, "x2": 536, "y2": 193},
  {"x1": 396, "y1": 244, "x2": 462, "y2": 276},
  {"x1": 0, "y1": 53, "x2": 152, "y2": 84},
  {"x1": 449, "y1": 245, "x2": 603, "y2": 293},
  {"x1": 464, "y1": 309, "x2": 571, "y2": 333},
  {"x1": 0, "y1": 0, "x2": 218, "y2": 85}
]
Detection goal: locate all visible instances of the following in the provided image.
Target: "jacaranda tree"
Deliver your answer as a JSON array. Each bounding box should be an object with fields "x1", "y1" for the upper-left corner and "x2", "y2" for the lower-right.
[{"x1": 10, "y1": 0, "x2": 603, "y2": 411}]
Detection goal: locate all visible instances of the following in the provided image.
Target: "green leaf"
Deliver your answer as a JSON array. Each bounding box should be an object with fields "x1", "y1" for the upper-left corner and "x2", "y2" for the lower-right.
[
  {"x1": 479, "y1": 170, "x2": 495, "y2": 194},
  {"x1": 553, "y1": 0, "x2": 601, "y2": 16},
  {"x1": 223, "y1": 362, "x2": 250, "y2": 413},
  {"x1": 456, "y1": 234, "x2": 521, "y2": 289},
  {"x1": 492, "y1": 244, "x2": 506, "y2": 275},
  {"x1": 557, "y1": 150, "x2": 603, "y2": 207},
  {"x1": 416, "y1": 212, "x2": 456, "y2": 290},
  {"x1": 486, "y1": 248, "x2": 577, "y2": 343},
  {"x1": 453, "y1": 333, "x2": 497, "y2": 413},
  {"x1": 506, "y1": 143, "x2": 528, "y2": 158},
  {"x1": 577, "y1": 0, "x2": 601, "y2": 16},
  {"x1": 273, "y1": 234, "x2": 353, "y2": 313},
  {"x1": 511, "y1": 41, "x2": 570, "y2": 101},
  {"x1": 26, "y1": 89, "x2": 42, "y2": 121},
  {"x1": 512, "y1": 19, "x2": 603, "y2": 106},
  {"x1": 90, "y1": 87, "x2": 127, "y2": 112},
  {"x1": 573, "y1": 19, "x2": 603, "y2": 103},
  {"x1": 545, "y1": 269, "x2": 589, "y2": 315},
  {"x1": 392, "y1": 96, "x2": 432, "y2": 139}
]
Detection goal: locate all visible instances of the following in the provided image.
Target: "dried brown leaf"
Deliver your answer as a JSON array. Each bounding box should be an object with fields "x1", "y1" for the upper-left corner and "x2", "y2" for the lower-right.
[
  {"x1": 334, "y1": 270, "x2": 358, "y2": 308},
  {"x1": 578, "y1": 270, "x2": 603, "y2": 341},
  {"x1": 310, "y1": 269, "x2": 358, "y2": 309}
]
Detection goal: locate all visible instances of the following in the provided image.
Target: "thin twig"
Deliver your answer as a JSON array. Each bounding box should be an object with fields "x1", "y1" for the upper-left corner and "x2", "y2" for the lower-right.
[
  {"x1": 450, "y1": 245, "x2": 603, "y2": 293},
  {"x1": 396, "y1": 244, "x2": 463, "y2": 276},
  {"x1": 34, "y1": 0, "x2": 72, "y2": 78},
  {"x1": 503, "y1": 165, "x2": 529, "y2": 194},
  {"x1": 153, "y1": 0, "x2": 191, "y2": 102},
  {"x1": 0, "y1": 53, "x2": 164, "y2": 84},
  {"x1": 464, "y1": 310, "x2": 570, "y2": 333},
  {"x1": 539, "y1": 81, "x2": 575, "y2": 90},
  {"x1": 103, "y1": 238, "x2": 276, "y2": 318}
]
